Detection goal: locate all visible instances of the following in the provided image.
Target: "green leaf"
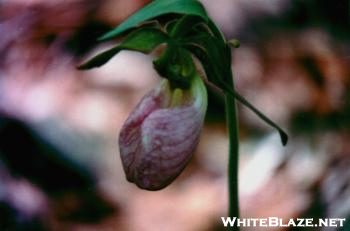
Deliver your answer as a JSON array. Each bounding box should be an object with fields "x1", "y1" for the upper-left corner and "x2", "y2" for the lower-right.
[
  {"x1": 99, "y1": 0, "x2": 209, "y2": 41},
  {"x1": 169, "y1": 15, "x2": 204, "y2": 38},
  {"x1": 183, "y1": 33, "x2": 230, "y2": 87},
  {"x1": 78, "y1": 28, "x2": 168, "y2": 70},
  {"x1": 165, "y1": 19, "x2": 179, "y2": 34}
]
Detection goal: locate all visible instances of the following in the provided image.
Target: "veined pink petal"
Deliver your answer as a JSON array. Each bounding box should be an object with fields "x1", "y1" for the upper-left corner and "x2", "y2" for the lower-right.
[{"x1": 119, "y1": 76, "x2": 207, "y2": 190}]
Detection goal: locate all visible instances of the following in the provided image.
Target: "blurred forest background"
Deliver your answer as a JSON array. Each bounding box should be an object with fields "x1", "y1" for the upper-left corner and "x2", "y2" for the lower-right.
[{"x1": 0, "y1": 0, "x2": 349, "y2": 230}]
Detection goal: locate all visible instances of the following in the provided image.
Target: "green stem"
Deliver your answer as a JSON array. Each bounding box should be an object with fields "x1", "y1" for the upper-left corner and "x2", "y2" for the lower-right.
[{"x1": 225, "y1": 74, "x2": 240, "y2": 231}]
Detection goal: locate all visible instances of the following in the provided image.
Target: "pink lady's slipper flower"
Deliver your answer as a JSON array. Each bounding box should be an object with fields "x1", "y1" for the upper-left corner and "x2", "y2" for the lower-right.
[{"x1": 119, "y1": 75, "x2": 207, "y2": 190}]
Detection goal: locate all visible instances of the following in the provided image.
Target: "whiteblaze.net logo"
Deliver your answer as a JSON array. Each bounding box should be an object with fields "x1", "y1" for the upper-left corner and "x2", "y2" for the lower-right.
[{"x1": 221, "y1": 217, "x2": 346, "y2": 228}]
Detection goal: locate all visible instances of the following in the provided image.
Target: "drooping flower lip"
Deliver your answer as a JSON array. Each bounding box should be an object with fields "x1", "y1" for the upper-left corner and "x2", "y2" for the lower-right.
[{"x1": 118, "y1": 76, "x2": 207, "y2": 190}]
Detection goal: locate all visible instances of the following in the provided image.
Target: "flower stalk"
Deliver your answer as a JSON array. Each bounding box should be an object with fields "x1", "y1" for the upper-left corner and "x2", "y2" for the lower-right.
[{"x1": 225, "y1": 74, "x2": 240, "y2": 231}]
